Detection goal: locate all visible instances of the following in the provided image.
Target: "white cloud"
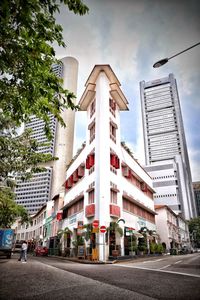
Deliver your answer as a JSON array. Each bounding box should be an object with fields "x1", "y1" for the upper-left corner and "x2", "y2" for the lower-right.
[{"x1": 55, "y1": 0, "x2": 200, "y2": 180}]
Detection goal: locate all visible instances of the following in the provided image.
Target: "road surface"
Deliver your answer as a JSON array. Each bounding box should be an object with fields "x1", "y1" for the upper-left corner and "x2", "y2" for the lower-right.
[{"x1": 0, "y1": 253, "x2": 199, "y2": 299}]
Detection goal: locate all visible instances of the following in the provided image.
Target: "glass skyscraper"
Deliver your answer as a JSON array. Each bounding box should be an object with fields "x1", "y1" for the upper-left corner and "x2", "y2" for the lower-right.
[{"x1": 140, "y1": 74, "x2": 197, "y2": 219}]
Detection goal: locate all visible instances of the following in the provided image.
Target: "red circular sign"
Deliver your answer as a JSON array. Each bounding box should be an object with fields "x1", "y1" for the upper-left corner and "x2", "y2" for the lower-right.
[
  {"x1": 93, "y1": 219, "x2": 99, "y2": 228},
  {"x1": 100, "y1": 225, "x2": 106, "y2": 233}
]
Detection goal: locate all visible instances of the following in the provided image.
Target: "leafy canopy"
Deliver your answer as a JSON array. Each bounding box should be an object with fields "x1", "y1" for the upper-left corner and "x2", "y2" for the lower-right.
[
  {"x1": 0, "y1": 116, "x2": 56, "y2": 184},
  {"x1": 0, "y1": 0, "x2": 89, "y2": 138},
  {"x1": 0, "y1": 0, "x2": 89, "y2": 226},
  {"x1": 0, "y1": 187, "x2": 29, "y2": 228},
  {"x1": 188, "y1": 217, "x2": 200, "y2": 247}
]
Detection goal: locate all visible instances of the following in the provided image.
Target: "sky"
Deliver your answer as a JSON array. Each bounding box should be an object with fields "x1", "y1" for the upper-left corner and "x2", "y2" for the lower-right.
[{"x1": 54, "y1": 0, "x2": 200, "y2": 181}]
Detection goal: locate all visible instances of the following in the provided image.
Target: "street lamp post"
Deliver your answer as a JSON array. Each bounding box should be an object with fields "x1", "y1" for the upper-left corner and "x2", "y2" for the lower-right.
[{"x1": 153, "y1": 42, "x2": 200, "y2": 68}]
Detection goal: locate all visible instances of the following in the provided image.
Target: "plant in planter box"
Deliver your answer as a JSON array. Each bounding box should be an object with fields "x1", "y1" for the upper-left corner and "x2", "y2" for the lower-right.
[
  {"x1": 72, "y1": 235, "x2": 84, "y2": 256},
  {"x1": 82, "y1": 223, "x2": 93, "y2": 257},
  {"x1": 128, "y1": 234, "x2": 137, "y2": 255},
  {"x1": 155, "y1": 243, "x2": 164, "y2": 254},
  {"x1": 138, "y1": 237, "x2": 147, "y2": 254},
  {"x1": 150, "y1": 242, "x2": 156, "y2": 254},
  {"x1": 107, "y1": 221, "x2": 123, "y2": 256},
  {"x1": 57, "y1": 227, "x2": 72, "y2": 256}
]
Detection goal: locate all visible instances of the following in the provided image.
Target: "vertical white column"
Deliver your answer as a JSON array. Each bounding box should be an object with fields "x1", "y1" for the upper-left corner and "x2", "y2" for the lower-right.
[
  {"x1": 95, "y1": 71, "x2": 111, "y2": 261},
  {"x1": 51, "y1": 57, "x2": 78, "y2": 198}
]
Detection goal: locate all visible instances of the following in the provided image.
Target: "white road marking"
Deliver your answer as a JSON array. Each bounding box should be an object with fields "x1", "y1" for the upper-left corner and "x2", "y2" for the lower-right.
[
  {"x1": 174, "y1": 260, "x2": 182, "y2": 264},
  {"x1": 143, "y1": 260, "x2": 154, "y2": 263},
  {"x1": 154, "y1": 258, "x2": 163, "y2": 262},
  {"x1": 113, "y1": 264, "x2": 200, "y2": 278},
  {"x1": 160, "y1": 264, "x2": 171, "y2": 269},
  {"x1": 142, "y1": 258, "x2": 164, "y2": 263}
]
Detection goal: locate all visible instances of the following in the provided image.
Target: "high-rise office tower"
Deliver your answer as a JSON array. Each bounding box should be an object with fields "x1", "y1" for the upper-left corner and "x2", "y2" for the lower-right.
[
  {"x1": 140, "y1": 74, "x2": 197, "y2": 219},
  {"x1": 15, "y1": 57, "x2": 78, "y2": 214}
]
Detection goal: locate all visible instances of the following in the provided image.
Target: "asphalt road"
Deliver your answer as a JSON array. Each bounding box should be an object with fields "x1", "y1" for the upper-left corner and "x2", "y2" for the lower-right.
[{"x1": 0, "y1": 253, "x2": 199, "y2": 300}]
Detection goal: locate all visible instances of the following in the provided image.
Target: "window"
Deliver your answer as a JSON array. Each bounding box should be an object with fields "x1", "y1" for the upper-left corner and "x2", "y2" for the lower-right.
[
  {"x1": 110, "y1": 122, "x2": 117, "y2": 143},
  {"x1": 90, "y1": 100, "x2": 95, "y2": 118},
  {"x1": 110, "y1": 190, "x2": 117, "y2": 204},
  {"x1": 67, "y1": 198, "x2": 84, "y2": 217},
  {"x1": 89, "y1": 123, "x2": 95, "y2": 143},
  {"x1": 88, "y1": 190, "x2": 95, "y2": 204},
  {"x1": 109, "y1": 99, "x2": 116, "y2": 116},
  {"x1": 122, "y1": 198, "x2": 155, "y2": 223}
]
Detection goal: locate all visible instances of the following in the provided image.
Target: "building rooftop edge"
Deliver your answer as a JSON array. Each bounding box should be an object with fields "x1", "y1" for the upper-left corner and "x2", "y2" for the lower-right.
[{"x1": 78, "y1": 65, "x2": 129, "y2": 111}]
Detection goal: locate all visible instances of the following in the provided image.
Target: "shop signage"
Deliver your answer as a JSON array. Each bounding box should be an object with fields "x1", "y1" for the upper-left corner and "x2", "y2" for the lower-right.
[{"x1": 78, "y1": 245, "x2": 85, "y2": 258}]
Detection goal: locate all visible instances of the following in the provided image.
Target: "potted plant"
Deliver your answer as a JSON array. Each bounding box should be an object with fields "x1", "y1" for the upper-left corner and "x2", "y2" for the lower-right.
[
  {"x1": 150, "y1": 242, "x2": 156, "y2": 255},
  {"x1": 155, "y1": 243, "x2": 164, "y2": 254},
  {"x1": 57, "y1": 227, "x2": 72, "y2": 256},
  {"x1": 129, "y1": 234, "x2": 137, "y2": 256},
  {"x1": 72, "y1": 235, "x2": 84, "y2": 257},
  {"x1": 138, "y1": 237, "x2": 147, "y2": 255},
  {"x1": 82, "y1": 223, "x2": 93, "y2": 259},
  {"x1": 107, "y1": 221, "x2": 123, "y2": 257}
]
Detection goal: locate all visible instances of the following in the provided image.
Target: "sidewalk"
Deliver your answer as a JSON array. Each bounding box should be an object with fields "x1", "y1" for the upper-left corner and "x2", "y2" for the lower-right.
[{"x1": 48, "y1": 253, "x2": 166, "y2": 264}]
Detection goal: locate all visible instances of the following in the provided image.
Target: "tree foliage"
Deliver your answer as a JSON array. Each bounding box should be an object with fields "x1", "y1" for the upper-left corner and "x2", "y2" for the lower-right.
[
  {"x1": 0, "y1": 0, "x2": 89, "y2": 137},
  {"x1": 0, "y1": 116, "x2": 56, "y2": 185},
  {"x1": 0, "y1": 187, "x2": 29, "y2": 228},
  {"x1": 188, "y1": 217, "x2": 200, "y2": 247},
  {"x1": 0, "y1": 0, "x2": 89, "y2": 225},
  {"x1": 0, "y1": 116, "x2": 51, "y2": 226},
  {"x1": 107, "y1": 221, "x2": 123, "y2": 251},
  {"x1": 57, "y1": 226, "x2": 72, "y2": 240}
]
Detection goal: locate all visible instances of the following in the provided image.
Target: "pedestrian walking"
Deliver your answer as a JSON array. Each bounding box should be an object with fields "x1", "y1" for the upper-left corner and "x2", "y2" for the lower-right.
[{"x1": 21, "y1": 241, "x2": 28, "y2": 263}]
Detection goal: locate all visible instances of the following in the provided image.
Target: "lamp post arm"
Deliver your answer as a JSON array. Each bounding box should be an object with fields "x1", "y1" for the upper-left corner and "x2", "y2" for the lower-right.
[{"x1": 169, "y1": 42, "x2": 200, "y2": 60}]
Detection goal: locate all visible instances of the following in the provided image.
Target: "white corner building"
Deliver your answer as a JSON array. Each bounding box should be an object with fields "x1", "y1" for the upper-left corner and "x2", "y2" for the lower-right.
[
  {"x1": 155, "y1": 205, "x2": 190, "y2": 252},
  {"x1": 60, "y1": 65, "x2": 156, "y2": 261}
]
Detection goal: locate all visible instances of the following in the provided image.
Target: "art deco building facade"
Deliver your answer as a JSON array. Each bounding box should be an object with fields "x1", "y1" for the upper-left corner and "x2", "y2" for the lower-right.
[
  {"x1": 15, "y1": 57, "x2": 78, "y2": 214},
  {"x1": 140, "y1": 74, "x2": 197, "y2": 219},
  {"x1": 50, "y1": 65, "x2": 157, "y2": 261}
]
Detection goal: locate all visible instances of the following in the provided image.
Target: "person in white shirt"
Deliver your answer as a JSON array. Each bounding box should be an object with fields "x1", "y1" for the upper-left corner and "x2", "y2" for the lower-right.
[{"x1": 21, "y1": 241, "x2": 28, "y2": 263}]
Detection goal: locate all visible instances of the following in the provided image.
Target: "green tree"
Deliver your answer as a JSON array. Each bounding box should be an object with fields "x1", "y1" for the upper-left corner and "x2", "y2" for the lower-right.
[
  {"x1": 57, "y1": 226, "x2": 72, "y2": 255},
  {"x1": 188, "y1": 217, "x2": 200, "y2": 248},
  {"x1": 57, "y1": 227, "x2": 72, "y2": 241},
  {"x1": 0, "y1": 187, "x2": 29, "y2": 228},
  {"x1": 0, "y1": 115, "x2": 57, "y2": 228},
  {"x1": 0, "y1": 116, "x2": 55, "y2": 186},
  {"x1": 0, "y1": 0, "x2": 89, "y2": 138},
  {"x1": 0, "y1": 0, "x2": 89, "y2": 225}
]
